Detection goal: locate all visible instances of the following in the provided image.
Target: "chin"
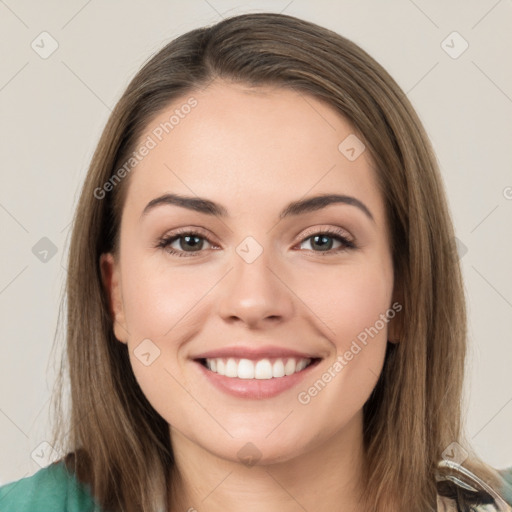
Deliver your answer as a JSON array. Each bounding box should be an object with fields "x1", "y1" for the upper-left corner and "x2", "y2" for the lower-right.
[{"x1": 205, "y1": 434, "x2": 311, "y2": 467}]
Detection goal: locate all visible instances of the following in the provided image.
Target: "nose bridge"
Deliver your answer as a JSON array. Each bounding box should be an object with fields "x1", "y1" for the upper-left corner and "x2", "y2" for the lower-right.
[{"x1": 217, "y1": 235, "x2": 293, "y2": 326}]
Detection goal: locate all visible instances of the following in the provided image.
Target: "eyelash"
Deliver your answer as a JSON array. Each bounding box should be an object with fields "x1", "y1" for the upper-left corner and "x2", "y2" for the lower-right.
[{"x1": 155, "y1": 227, "x2": 357, "y2": 258}]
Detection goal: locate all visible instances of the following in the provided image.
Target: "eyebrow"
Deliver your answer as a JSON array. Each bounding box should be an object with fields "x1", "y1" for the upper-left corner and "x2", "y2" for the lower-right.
[{"x1": 140, "y1": 192, "x2": 375, "y2": 223}]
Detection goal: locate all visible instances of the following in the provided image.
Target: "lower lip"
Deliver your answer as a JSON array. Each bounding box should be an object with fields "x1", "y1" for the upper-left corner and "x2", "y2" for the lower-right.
[{"x1": 192, "y1": 359, "x2": 321, "y2": 399}]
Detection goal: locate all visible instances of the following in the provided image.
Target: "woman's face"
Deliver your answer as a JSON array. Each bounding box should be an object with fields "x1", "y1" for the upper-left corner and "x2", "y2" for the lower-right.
[{"x1": 101, "y1": 80, "x2": 398, "y2": 465}]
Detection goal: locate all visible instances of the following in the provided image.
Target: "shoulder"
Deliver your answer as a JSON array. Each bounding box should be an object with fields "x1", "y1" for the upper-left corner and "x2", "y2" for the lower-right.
[
  {"x1": 497, "y1": 466, "x2": 512, "y2": 507},
  {"x1": 0, "y1": 460, "x2": 102, "y2": 512},
  {"x1": 436, "y1": 460, "x2": 512, "y2": 511}
]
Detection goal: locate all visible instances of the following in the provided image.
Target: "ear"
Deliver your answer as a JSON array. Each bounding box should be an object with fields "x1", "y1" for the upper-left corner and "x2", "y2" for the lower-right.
[{"x1": 99, "y1": 252, "x2": 129, "y2": 344}]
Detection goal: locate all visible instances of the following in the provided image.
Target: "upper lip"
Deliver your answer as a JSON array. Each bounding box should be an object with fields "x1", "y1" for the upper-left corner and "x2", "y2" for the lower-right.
[{"x1": 192, "y1": 346, "x2": 323, "y2": 360}]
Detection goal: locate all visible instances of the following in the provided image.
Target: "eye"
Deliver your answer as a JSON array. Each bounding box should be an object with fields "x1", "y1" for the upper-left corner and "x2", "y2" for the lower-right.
[
  {"x1": 297, "y1": 228, "x2": 356, "y2": 255},
  {"x1": 156, "y1": 229, "x2": 216, "y2": 257},
  {"x1": 156, "y1": 227, "x2": 356, "y2": 258}
]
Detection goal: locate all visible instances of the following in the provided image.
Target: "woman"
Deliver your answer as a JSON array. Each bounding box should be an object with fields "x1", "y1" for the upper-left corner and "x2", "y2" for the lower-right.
[{"x1": 1, "y1": 12, "x2": 510, "y2": 512}]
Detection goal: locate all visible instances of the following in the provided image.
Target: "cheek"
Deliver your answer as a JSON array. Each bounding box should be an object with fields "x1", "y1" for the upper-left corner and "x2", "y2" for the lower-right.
[
  {"x1": 292, "y1": 267, "x2": 391, "y2": 425},
  {"x1": 294, "y1": 259, "x2": 393, "y2": 349},
  {"x1": 121, "y1": 254, "x2": 217, "y2": 339},
  {"x1": 291, "y1": 258, "x2": 393, "y2": 407}
]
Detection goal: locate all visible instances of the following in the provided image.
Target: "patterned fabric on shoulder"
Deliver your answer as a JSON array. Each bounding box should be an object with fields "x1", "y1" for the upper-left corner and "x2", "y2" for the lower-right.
[{"x1": 436, "y1": 460, "x2": 512, "y2": 511}]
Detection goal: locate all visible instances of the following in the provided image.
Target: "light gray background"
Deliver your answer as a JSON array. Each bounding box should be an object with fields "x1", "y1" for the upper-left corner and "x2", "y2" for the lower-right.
[{"x1": 1, "y1": 0, "x2": 511, "y2": 485}]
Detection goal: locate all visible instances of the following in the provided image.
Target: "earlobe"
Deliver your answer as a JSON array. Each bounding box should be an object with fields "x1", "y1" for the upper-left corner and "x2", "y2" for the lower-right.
[{"x1": 99, "y1": 252, "x2": 129, "y2": 344}]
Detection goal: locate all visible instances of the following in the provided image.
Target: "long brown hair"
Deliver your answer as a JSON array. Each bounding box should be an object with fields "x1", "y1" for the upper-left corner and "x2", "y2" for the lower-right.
[{"x1": 49, "y1": 12, "x2": 496, "y2": 511}]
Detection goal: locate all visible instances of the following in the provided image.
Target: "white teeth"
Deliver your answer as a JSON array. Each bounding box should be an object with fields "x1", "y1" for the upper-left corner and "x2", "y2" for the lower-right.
[
  {"x1": 225, "y1": 358, "x2": 238, "y2": 378},
  {"x1": 272, "y1": 359, "x2": 285, "y2": 378},
  {"x1": 284, "y1": 358, "x2": 296, "y2": 375},
  {"x1": 254, "y1": 359, "x2": 272, "y2": 379},
  {"x1": 237, "y1": 359, "x2": 254, "y2": 379},
  {"x1": 204, "y1": 357, "x2": 312, "y2": 379},
  {"x1": 296, "y1": 359, "x2": 308, "y2": 372}
]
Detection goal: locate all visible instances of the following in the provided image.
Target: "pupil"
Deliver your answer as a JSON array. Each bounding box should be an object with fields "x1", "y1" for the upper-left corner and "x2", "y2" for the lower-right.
[
  {"x1": 312, "y1": 235, "x2": 332, "y2": 251},
  {"x1": 182, "y1": 235, "x2": 202, "y2": 251}
]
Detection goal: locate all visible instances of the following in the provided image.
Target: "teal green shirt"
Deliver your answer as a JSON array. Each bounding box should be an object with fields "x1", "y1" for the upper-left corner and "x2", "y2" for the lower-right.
[
  {"x1": 1, "y1": 460, "x2": 512, "y2": 511},
  {"x1": 0, "y1": 461, "x2": 103, "y2": 512}
]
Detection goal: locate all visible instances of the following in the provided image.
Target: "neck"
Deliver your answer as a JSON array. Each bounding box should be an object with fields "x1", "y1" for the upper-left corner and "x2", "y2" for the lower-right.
[{"x1": 167, "y1": 413, "x2": 366, "y2": 512}]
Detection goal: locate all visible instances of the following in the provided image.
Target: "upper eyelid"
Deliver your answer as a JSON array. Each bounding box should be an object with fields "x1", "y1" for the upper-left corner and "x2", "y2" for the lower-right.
[
  {"x1": 299, "y1": 225, "x2": 353, "y2": 240},
  {"x1": 160, "y1": 225, "x2": 353, "y2": 243}
]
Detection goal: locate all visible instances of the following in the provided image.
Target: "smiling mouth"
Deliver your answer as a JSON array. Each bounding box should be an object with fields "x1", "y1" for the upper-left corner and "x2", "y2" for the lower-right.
[{"x1": 196, "y1": 356, "x2": 322, "y2": 380}]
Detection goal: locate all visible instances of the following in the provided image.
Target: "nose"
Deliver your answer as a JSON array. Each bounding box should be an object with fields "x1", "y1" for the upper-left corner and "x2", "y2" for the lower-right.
[{"x1": 217, "y1": 247, "x2": 295, "y2": 329}]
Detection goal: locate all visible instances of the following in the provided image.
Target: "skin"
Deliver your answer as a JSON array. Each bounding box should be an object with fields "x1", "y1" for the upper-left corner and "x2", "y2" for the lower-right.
[{"x1": 101, "y1": 80, "x2": 400, "y2": 512}]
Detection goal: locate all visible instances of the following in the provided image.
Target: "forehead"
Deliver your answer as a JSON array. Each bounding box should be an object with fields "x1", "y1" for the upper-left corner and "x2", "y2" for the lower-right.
[{"x1": 122, "y1": 80, "x2": 384, "y2": 223}]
